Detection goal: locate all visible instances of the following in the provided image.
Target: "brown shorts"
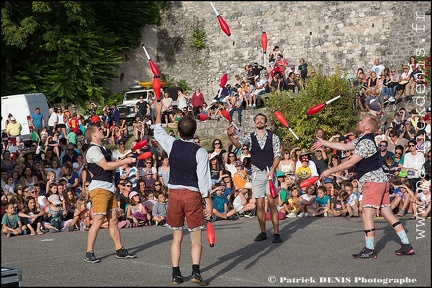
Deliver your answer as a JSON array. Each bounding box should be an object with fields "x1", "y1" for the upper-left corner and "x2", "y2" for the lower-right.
[
  {"x1": 361, "y1": 182, "x2": 390, "y2": 209},
  {"x1": 166, "y1": 189, "x2": 204, "y2": 231},
  {"x1": 89, "y1": 188, "x2": 118, "y2": 215}
]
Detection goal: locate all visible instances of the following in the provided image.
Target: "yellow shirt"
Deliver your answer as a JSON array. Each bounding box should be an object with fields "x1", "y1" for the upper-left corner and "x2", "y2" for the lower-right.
[{"x1": 6, "y1": 122, "x2": 22, "y2": 136}]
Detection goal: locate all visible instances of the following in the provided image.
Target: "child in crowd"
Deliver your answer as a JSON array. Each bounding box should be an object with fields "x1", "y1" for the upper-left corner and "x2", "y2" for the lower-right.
[
  {"x1": 18, "y1": 196, "x2": 45, "y2": 235},
  {"x1": 390, "y1": 176, "x2": 415, "y2": 217},
  {"x1": 143, "y1": 189, "x2": 157, "y2": 217},
  {"x1": 44, "y1": 194, "x2": 71, "y2": 232},
  {"x1": 230, "y1": 188, "x2": 256, "y2": 218},
  {"x1": 211, "y1": 184, "x2": 237, "y2": 220},
  {"x1": 1, "y1": 202, "x2": 27, "y2": 237},
  {"x1": 126, "y1": 191, "x2": 151, "y2": 227},
  {"x1": 330, "y1": 190, "x2": 348, "y2": 217},
  {"x1": 152, "y1": 191, "x2": 168, "y2": 226},
  {"x1": 382, "y1": 156, "x2": 400, "y2": 179},
  {"x1": 343, "y1": 182, "x2": 360, "y2": 217},
  {"x1": 143, "y1": 170, "x2": 156, "y2": 188},
  {"x1": 276, "y1": 172, "x2": 290, "y2": 213},
  {"x1": 412, "y1": 180, "x2": 431, "y2": 219},
  {"x1": 315, "y1": 186, "x2": 331, "y2": 217},
  {"x1": 232, "y1": 160, "x2": 249, "y2": 190},
  {"x1": 299, "y1": 184, "x2": 318, "y2": 217},
  {"x1": 323, "y1": 177, "x2": 338, "y2": 197},
  {"x1": 70, "y1": 195, "x2": 91, "y2": 231},
  {"x1": 284, "y1": 185, "x2": 303, "y2": 218}
]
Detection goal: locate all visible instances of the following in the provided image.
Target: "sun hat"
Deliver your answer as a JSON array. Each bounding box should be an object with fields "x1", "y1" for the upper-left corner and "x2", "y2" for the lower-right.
[
  {"x1": 235, "y1": 160, "x2": 243, "y2": 166},
  {"x1": 129, "y1": 191, "x2": 139, "y2": 199},
  {"x1": 48, "y1": 194, "x2": 62, "y2": 205},
  {"x1": 398, "y1": 170, "x2": 407, "y2": 178},
  {"x1": 277, "y1": 171, "x2": 286, "y2": 178}
]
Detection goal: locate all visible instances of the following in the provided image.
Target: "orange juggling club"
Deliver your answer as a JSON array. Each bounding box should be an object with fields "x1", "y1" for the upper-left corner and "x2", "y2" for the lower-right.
[
  {"x1": 206, "y1": 221, "x2": 215, "y2": 247},
  {"x1": 306, "y1": 95, "x2": 341, "y2": 116},
  {"x1": 273, "y1": 110, "x2": 299, "y2": 140},
  {"x1": 137, "y1": 151, "x2": 152, "y2": 160},
  {"x1": 119, "y1": 139, "x2": 148, "y2": 159},
  {"x1": 152, "y1": 76, "x2": 161, "y2": 101},
  {"x1": 142, "y1": 45, "x2": 160, "y2": 77},
  {"x1": 209, "y1": 1, "x2": 231, "y2": 36},
  {"x1": 300, "y1": 176, "x2": 319, "y2": 189}
]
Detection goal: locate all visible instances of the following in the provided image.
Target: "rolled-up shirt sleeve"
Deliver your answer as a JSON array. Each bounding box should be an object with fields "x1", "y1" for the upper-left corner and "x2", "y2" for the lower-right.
[{"x1": 196, "y1": 147, "x2": 212, "y2": 198}]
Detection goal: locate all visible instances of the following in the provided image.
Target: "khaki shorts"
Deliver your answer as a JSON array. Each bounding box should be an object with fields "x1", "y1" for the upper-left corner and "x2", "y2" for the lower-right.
[
  {"x1": 89, "y1": 188, "x2": 118, "y2": 215},
  {"x1": 361, "y1": 182, "x2": 390, "y2": 209},
  {"x1": 166, "y1": 189, "x2": 204, "y2": 231}
]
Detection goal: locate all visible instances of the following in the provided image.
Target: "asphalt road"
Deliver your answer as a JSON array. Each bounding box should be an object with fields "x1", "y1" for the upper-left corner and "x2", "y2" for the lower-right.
[{"x1": 1, "y1": 216, "x2": 431, "y2": 287}]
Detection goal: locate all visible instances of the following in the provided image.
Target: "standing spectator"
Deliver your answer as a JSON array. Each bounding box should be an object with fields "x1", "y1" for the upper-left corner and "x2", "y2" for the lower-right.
[
  {"x1": 83, "y1": 125, "x2": 137, "y2": 263},
  {"x1": 191, "y1": 88, "x2": 205, "y2": 117},
  {"x1": 6, "y1": 117, "x2": 22, "y2": 137},
  {"x1": 176, "y1": 88, "x2": 190, "y2": 112},
  {"x1": 135, "y1": 96, "x2": 148, "y2": 122},
  {"x1": 298, "y1": 58, "x2": 308, "y2": 86},
  {"x1": 56, "y1": 107, "x2": 67, "y2": 138},
  {"x1": 227, "y1": 113, "x2": 282, "y2": 243},
  {"x1": 153, "y1": 101, "x2": 212, "y2": 285},
  {"x1": 30, "y1": 107, "x2": 45, "y2": 136},
  {"x1": 110, "y1": 103, "x2": 120, "y2": 125},
  {"x1": 313, "y1": 115, "x2": 415, "y2": 258}
]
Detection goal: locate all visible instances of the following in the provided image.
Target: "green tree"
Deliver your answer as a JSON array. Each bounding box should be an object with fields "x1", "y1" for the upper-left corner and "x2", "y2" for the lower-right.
[
  {"x1": 1, "y1": 1, "x2": 163, "y2": 106},
  {"x1": 264, "y1": 69, "x2": 360, "y2": 151}
]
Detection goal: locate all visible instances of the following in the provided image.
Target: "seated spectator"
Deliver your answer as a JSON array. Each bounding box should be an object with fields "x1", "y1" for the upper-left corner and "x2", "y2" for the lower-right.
[
  {"x1": 299, "y1": 184, "x2": 318, "y2": 217},
  {"x1": 230, "y1": 188, "x2": 255, "y2": 218},
  {"x1": 210, "y1": 184, "x2": 237, "y2": 221},
  {"x1": 344, "y1": 182, "x2": 359, "y2": 217},
  {"x1": 315, "y1": 186, "x2": 331, "y2": 217},
  {"x1": 152, "y1": 191, "x2": 168, "y2": 226},
  {"x1": 126, "y1": 191, "x2": 150, "y2": 227},
  {"x1": 2, "y1": 201, "x2": 27, "y2": 237},
  {"x1": 329, "y1": 190, "x2": 349, "y2": 217},
  {"x1": 412, "y1": 180, "x2": 431, "y2": 219}
]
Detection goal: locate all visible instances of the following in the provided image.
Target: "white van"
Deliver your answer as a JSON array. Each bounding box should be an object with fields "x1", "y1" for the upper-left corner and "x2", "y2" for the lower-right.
[{"x1": 1, "y1": 93, "x2": 52, "y2": 140}]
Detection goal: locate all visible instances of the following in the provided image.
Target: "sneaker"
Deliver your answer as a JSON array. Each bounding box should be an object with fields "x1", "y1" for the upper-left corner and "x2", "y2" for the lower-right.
[
  {"x1": 159, "y1": 219, "x2": 167, "y2": 226},
  {"x1": 304, "y1": 212, "x2": 310, "y2": 217},
  {"x1": 244, "y1": 213, "x2": 254, "y2": 218},
  {"x1": 352, "y1": 247, "x2": 377, "y2": 259},
  {"x1": 254, "y1": 232, "x2": 268, "y2": 242},
  {"x1": 272, "y1": 234, "x2": 282, "y2": 243},
  {"x1": 395, "y1": 244, "x2": 415, "y2": 255},
  {"x1": 388, "y1": 96, "x2": 396, "y2": 102},
  {"x1": 115, "y1": 247, "x2": 137, "y2": 259},
  {"x1": 287, "y1": 212, "x2": 297, "y2": 218},
  {"x1": 191, "y1": 273, "x2": 209, "y2": 286},
  {"x1": 61, "y1": 226, "x2": 70, "y2": 232},
  {"x1": 84, "y1": 251, "x2": 101, "y2": 263},
  {"x1": 298, "y1": 212, "x2": 305, "y2": 218},
  {"x1": 237, "y1": 212, "x2": 245, "y2": 218},
  {"x1": 172, "y1": 275, "x2": 189, "y2": 285},
  {"x1": 324, "y1": 212, "x2": 328, "y2": 217}
]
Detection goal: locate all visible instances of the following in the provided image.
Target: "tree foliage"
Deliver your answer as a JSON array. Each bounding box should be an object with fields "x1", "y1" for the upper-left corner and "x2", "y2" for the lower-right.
[
  {"x1": 264, "y1": 68, "x2": 360, "y2": 151},
  {"x1": 1, "y1": 1, "x2": 163, "y2": 106}
]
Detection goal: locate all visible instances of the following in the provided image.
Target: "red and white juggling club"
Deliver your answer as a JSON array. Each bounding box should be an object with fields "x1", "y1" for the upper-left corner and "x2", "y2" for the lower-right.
[
  {"x1": 306, "y1": 95, "x2": 341, "y2": 116},
  {"x1": 220, "y1": 109, "x2": 239, "y2": 131},
  {"x1": 267, "y1": 167, "x2": 277, "y2": 198},
  {"x1": 217, "y1": 73, "x2": 228, "y2": 99},
  {"x1": 261, "y1": 32, "x2": 268, "y2": 67},
  {"x1": 273, "y1": 110, "x2": 299, "y2": 140},
  {"x1": 197, "y1": 114, "x2": 210, "y2": 121},
  {"x1": 206, "y1": 221, "x2": 215, "y2": 247},
  {"x1": 209, "y1": 1, "x2": 231, "y2": 36},
  {"x1": 119, "y1": 139, "x2": 148, "y2": 159},
  {"x1": 299, "y1": 176, "x2": 319, "y2": 189},
  {"x1": 142, "y1": 45, "x2": 160, "y2": 77}
]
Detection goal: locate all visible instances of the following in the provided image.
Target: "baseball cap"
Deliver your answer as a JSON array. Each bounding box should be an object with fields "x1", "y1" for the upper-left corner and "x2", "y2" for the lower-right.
[
  {"x1": 11, "y1": 117, "x2": 16, "y2": 121},
  {"x1": 235, "y1": 160, "x2": 243, "y2": 166},
  {"x1": 323, "y1": 178, "x2": 333, "y2": 184},
  {"x1": 426, "y1": 107, "x2": 431, "y2": 112},
  {"x1": 277, "y1": 171, "x2": 286, "y2": 178}
]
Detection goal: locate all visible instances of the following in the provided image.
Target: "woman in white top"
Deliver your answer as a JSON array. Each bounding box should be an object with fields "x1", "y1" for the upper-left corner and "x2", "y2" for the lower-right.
[
  {"x1": 403, "y1": 139, "x2": 426, "y2": 190},
  {"x1": 278, "y1": 149, "x2": 296, "y2": 179},
  {"x1": 161, "y1": 92, "x2": 174, "y2": 126},
  {"x1": 56, "y1": 107, "x2": 67, "y2": 137},
  {"x1": 177, "y1": 88, "x2": 190, "y2": 111}
]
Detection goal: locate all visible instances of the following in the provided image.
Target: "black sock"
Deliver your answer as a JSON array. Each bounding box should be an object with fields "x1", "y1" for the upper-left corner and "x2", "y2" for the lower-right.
[
  {"x1": 192, "y1": 264, "x2": 200, "y2": 275},
  {"x1": 172, "y1": 267, "x2": 181, "y2": 277}
]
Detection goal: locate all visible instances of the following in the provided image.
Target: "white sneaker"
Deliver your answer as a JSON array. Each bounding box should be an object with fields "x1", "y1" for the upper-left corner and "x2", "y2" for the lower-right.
[
  {"x1": 324, "y1": 212, "x2": 328, "y2": 217},
  {"x1": 298, "y1": 212, "x2": 305, "y2": 218},
  {"x1": 252, "y1": 104, "x2": 256, "y2": 108},
  {"x1": 388, "y1": 96, "x2": 396, "y2": 102},
  {"x1": 287, "y1": 212, "x2": 297, "y2": 218},
  {"x1": 304, "y1": 212, "x2": 310, "y2": 217}
]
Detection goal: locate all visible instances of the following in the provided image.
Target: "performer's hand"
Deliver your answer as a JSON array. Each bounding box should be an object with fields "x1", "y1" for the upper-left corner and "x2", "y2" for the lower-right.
[
  {"x1": 320, "y1": 169, "x2": 331, "y2": 180},
  {"x1": 311, "y1": 138, "x2": 323, "y2": 152}
]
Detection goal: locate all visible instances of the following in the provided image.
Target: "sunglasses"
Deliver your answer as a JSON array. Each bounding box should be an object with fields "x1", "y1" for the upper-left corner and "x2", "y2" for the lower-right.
[
  {"x1": 125, "y1": 185, "x2": 132, "y2": 187},
  {"x1": 85, "y1": 185, "x2": 90, "y2": 187},
  {"x1": 379, "y1": 144, "x2": 387, "y2": 147},
  {"x1": 214, "y1": 142, "x2": 221, "y2": 145},
  {"x1": 395, "y1": 152, "x2": 402, "y2": 155},
  {"x1": 118, "y1": 183, "x2": 124, "y2": 186},
  {"x1": 229, "y1": 155, "x2": 236, "y2": 157},
  {"x1": 242, "y1": 148, "x2": 248, "y2": 150},
  {"x1": 154, "y1": 184, "x2": 161, "y2": 186},
  {"x1": 408, "y1": 144, "x2": 416, "y2": 147}
]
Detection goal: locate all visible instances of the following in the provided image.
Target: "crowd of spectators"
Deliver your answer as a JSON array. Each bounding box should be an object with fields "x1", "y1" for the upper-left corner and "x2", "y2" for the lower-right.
[{"x1": 2, "y1": 51, "x2": 431, "y2": 237}]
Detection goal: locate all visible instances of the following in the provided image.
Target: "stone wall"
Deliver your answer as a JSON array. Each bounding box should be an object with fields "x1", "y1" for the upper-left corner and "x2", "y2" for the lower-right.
[
  {"x1": 106, "y1": 1, "x2": 430, "y2": 100},
  {"x1": 106, "y1": 1, "x2": 431, "y2": 132}
]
